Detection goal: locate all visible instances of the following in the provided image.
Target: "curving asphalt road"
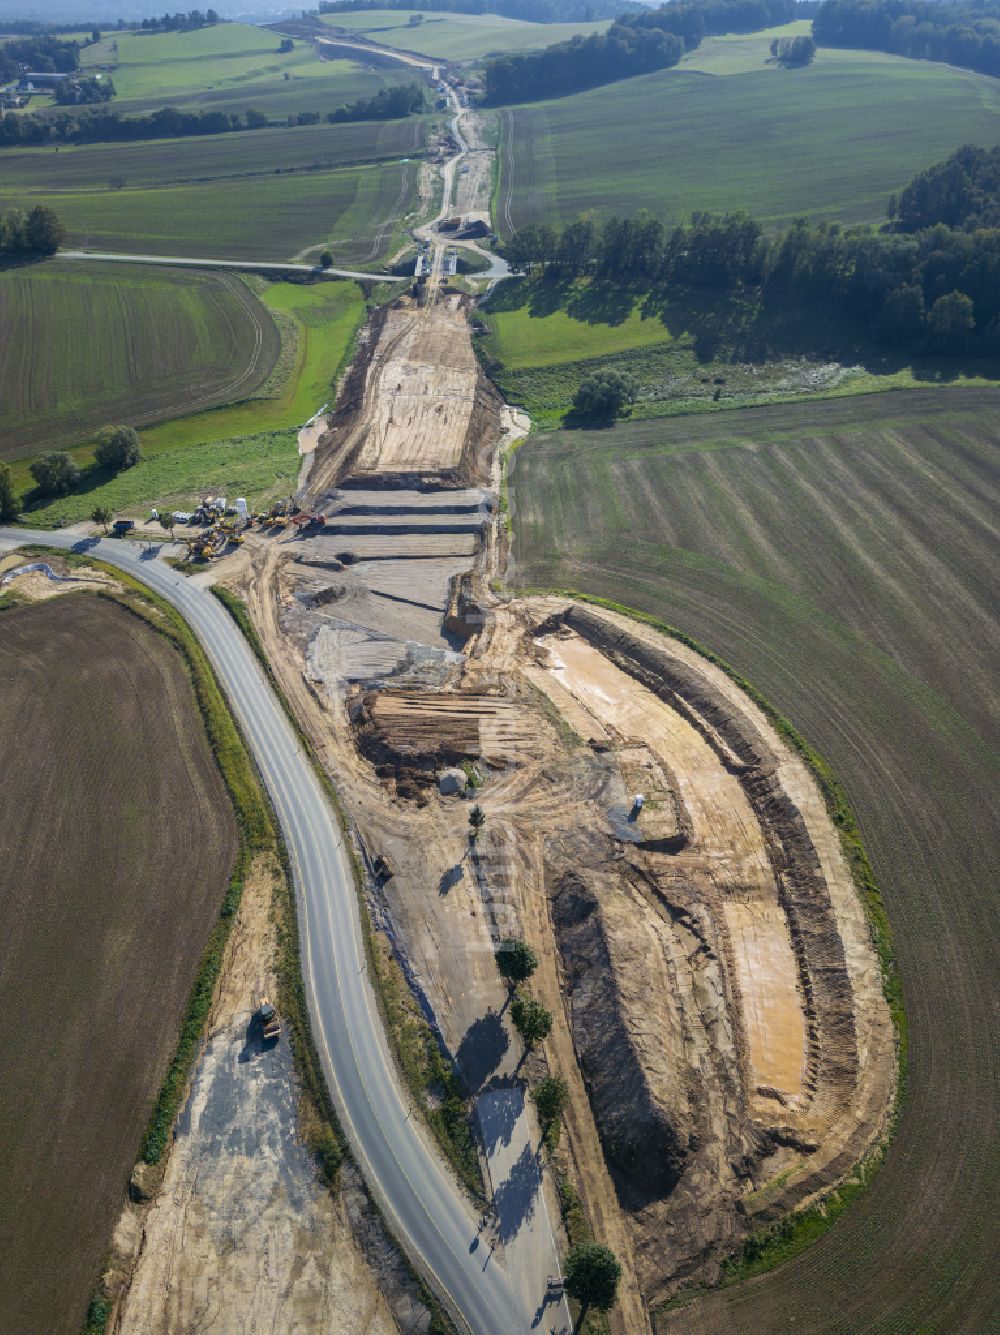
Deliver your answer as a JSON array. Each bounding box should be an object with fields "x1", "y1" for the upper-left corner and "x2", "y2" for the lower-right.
[{"x1": 0, "y1": 529, "x2": 527, "y2": 1335}]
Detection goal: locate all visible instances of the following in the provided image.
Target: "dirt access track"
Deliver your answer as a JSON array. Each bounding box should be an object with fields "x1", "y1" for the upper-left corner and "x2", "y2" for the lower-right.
[
  {"x1": 226, "y1": 269, "x2": 895, "y2": 1328},
  {"x1": 0, "y1": 588, "x2": 238, "y2": 1335}
]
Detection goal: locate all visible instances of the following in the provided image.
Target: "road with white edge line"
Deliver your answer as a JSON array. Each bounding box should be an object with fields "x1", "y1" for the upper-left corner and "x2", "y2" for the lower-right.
[{"x1": 0, "y1": 528, "x2": 566, "y2": 1335}]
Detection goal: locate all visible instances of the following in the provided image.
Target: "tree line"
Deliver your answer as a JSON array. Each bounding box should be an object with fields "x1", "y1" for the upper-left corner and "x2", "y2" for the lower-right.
[
  {"x1": 137, "y1": 9, "x2": 222, "y2": 30},
  {"x1": 812, "y1": 0, "x2": 1000, "y2": 79},
  {"x1": 891, "y1": 144, "x2": 1000, "y2": 232},
  {"x1": 0, "y1": 82, "x2": 425, "y2": 149},
  {"x1": 316, "y1": 0, "x2": 634, "y2": 22},
  {"x1": 483, "y1": 0, "x2": 797, "y2": 103},
  {"x1": 0, "y1": 33, "x2": 80, "y2": 84},
  {"x1": 0, "y1": 205, "x2": 66, "y2": 257},
  {"x1": 503, "y1": 201, "x2": 1000, "y2": 357},
  {"x1": 771, "y1": 33, "x2": 816, "y2": 63}
]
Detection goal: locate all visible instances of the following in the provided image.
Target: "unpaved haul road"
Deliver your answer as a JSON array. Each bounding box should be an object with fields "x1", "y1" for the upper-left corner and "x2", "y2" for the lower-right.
[{"x1": 0, "y1": 528, "x2": 527, "y2": 1335}]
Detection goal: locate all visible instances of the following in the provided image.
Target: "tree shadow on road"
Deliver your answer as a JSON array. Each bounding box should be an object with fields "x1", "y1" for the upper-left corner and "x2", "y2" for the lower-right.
[
  {"x1": 493, "y1": 1140, "x2": 541, "y2": 1244},
  {"x1": 475, "y1": 1085, "x2": 520, "y2": 1155},
  {"x1": 455, "y1": 1009, "x2": 509, "y2": 1092}
]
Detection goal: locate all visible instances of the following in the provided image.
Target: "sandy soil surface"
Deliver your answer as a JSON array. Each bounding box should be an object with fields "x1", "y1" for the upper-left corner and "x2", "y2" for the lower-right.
[
  {"x1": 0, "y1": 552, "x2": 118, "y2": 600},
  {"x1": 307, "y1": 295, "x2": 498, "y2": 493},
  {"x1": 113, "y1": 858, "x2": 400, "y2": 1335},
  {"x1": 538, "y1": 631, "x2": 806, "y2": 1107}
]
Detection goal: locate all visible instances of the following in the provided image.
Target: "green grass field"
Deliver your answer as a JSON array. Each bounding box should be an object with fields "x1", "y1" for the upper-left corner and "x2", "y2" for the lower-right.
[
  {"x1": 80, "y1": 21, "x2": 411, "y2": 118},
  {"x1": 319, "y1": 9, "x2": 609, "y2": 61},
  {"x1": 25, "y1": 428, "x2": 301, "y2": 526},
  {"x1": 677, "y1": 19, "x2": 813, "y2": 74},
  {"x1": 5, "y1": 158, "x2": 419, "y2": 263},
  {"x1": 478, "y1": 275, "x2": 1000, "y2": 427},
  {"x1": 497, "y1": 46, "x2": 1000, "y2": 231},
  {"x1": 0, "y1": 261, "x2": 279, "y2": 460},
  {"x1": 509, "y1": 387, "x2": 1000, "y2": 1334},
  {"x1": 0, "y1": 117, "x2": 426, "y2": 192},
  {"x1": 7, "y1": 276, "x2": 366, "y2": 523}
]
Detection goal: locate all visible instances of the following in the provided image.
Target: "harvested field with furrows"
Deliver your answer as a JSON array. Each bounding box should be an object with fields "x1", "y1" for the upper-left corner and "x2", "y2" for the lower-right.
[
  {"x1": 510, "y1": 387, "x2": 1000, "y2": 1331},
  {"x1": 0, "y1": 262, "x2": 279, "y2": 459},
  {"x1": 0, "y1": 593, "x2": 237, "y2": 1335}
]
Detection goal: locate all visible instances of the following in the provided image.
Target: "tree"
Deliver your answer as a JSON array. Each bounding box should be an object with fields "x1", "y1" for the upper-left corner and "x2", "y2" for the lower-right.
[
  {"x1": 0, "y1": 462, "x2": 19, "y2": 522},
  {"x1": 91, "y1": 504, "x2": 112, "y2": 532},
  {"x1": 572, "y1": 370, "x2": 638, "y2": 421},
  {"x1": 531, "y1": 1075, "x2": 568, "y2": 1137},
  {"x1": 91, "y1": 28, "x2": 101, "y2": 43},
  {"x1": 245, "y1": 107, "x2": 268, "y2": 129},
  {"x1": 25, "y1": 204, "x2": 66, "y2": 255},
  {"x1": 278, "y1": 37, "x2": 294, "y2": 53},
  {"x1": 94, "y1": 424, "x2": 140, "y2": 472},
  {"x1": 927, "y1": 289, "x2": 975, "y2": 353},
  {"x1": 878, "y1": 282, "x2": 925, "y2": 347},
  {"x1": 320, "y1": 249, "x2": 334, "y2": 268},
  {"x1": 30, "y1": 451, "x2": 79, "y2": 496},
  {"x1": 468, "y1": 804, "x2": 486, "y2": 837},
  {"x1": 494, "y1": 938, "x2": 538, "y2": 989},
  {"x1": 564, "y1": 1243, "x2": 621, "y2": 1321},
  {"x1": 159, "y1": 511, "x2": 176, "y2": 534},
  {"x1": 510, "y1": 992, "x2": 552, "y2": 1049}
]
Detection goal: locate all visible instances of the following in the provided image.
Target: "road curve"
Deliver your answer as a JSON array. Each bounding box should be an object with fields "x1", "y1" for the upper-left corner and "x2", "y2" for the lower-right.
[
  {"x1": 57, "y1": 250, "x2": 404, "y2": 283},
  {"x1": 0, "y1": 529, "x2": 523, "y2": 1335}
]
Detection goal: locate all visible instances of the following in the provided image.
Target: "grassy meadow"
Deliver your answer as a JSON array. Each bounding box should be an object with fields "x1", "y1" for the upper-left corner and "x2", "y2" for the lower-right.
[
  {"x1": 509, "y1": 388, "x2": 1000, "y2": 1334},
  {"x1": 0, "y1": 261, "x2": 279, "y2": 460},
  {"x1": 319, "y1": 8, "x2": 610, "y2": 61},
  {"x1": 81, "y1": 21, "x2": 412, "y2": 118},
  {"x1": 5, "y1": 158, "x2": 420, "y2": 263},
  {"x1": 6, "y1": 275, "x2": 367, "y2": 523},
  {"x1": 478, "y1": 275, "x2": 1000, "y2": 427},
  {"x1": 497, "y1": 43, "x2": 1000, "y2": 231},
  {"x1": 0, "y1": 117, "x2": 426, "y2": 191}
]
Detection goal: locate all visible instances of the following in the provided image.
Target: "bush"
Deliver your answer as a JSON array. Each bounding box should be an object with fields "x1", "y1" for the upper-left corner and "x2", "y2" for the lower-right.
[
  {"x1": 29, "y1": 451, "x2": 79, "y2": 496},
  {"x1": 94, "y1": 424, "x2": 140, "y2": 473},
  {"x1": 564, "y1": 1241, "x2": 622, "y2": 1315},
  {"x1": 0, "y1": 462, "x2": 19, "y2": 522},
  {"x1": 572, "y1": 369, "x2": 638, "y2": 421}
]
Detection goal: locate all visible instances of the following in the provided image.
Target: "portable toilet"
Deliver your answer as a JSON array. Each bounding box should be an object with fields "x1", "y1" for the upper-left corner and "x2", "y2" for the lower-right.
[{"x1": 236, "y1": 497, "x2": 248, "y2": 522}]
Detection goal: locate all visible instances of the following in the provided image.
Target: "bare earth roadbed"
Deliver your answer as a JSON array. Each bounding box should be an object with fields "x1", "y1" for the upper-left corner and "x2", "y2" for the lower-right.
[{"x1": 0, "y1": 590, "x2": 238, "y2": 1335}]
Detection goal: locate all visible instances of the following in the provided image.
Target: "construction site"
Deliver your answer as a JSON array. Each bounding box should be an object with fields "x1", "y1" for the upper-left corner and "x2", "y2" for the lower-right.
[
  {"x1": 202, "y1": 239, "x2": 897, "y2": 1327},
  {"x1": 49, "y1": 90, "x2": 899, "y2": 1335}
]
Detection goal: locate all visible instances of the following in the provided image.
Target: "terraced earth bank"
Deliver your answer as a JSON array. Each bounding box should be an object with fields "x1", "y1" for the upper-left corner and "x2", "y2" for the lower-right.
[{"x1": 231, "y1": 289, "x2": 899, "y2": 1328}]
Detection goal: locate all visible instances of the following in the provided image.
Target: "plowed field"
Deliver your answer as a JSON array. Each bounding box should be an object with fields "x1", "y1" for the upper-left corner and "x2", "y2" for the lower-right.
[
  {"x1": 510, "y1": 387, "x2": 1000, "y2": 1332},
  {"x1": 0, "y1": 595, "x2": 238, "y2": 1335},
  {"x1": 0, "y1": 262, "x2": 279, "y2": 460}
]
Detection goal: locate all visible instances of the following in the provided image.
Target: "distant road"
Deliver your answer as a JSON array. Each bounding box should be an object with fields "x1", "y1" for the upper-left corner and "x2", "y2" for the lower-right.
[
  {"x1": 0, "y1": 528, "x2": 526, "y2": 1335},
  {"x1": 57, "y1": 249, "x2": 404, "y2": 283}
]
